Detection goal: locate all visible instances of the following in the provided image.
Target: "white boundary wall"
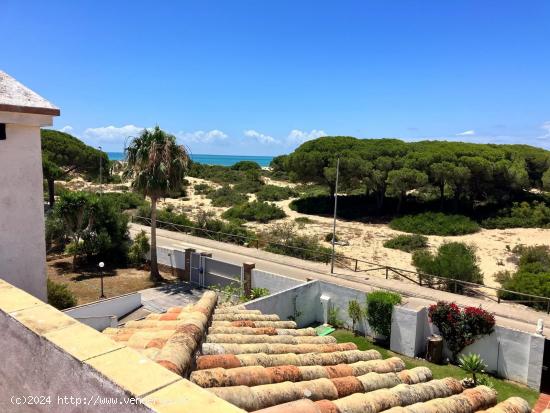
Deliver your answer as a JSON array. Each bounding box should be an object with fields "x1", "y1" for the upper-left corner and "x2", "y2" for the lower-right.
[
  {"x1": 251, "y1": 269, "x2": 304, "y2": 293},
  {"x1": 244, "y1": 270, "x2": 545, "y2": 389}
]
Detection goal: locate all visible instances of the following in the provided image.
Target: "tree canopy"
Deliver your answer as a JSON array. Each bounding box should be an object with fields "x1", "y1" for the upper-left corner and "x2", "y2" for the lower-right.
[
  {"x1": 283, "y1": 136, "x2": 550, "y2": 211},
  {"x1": 41, "y1": 129, "x2": 108, "y2": 206}
]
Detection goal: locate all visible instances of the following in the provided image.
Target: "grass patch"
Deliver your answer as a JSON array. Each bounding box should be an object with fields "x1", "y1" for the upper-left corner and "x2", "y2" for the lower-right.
[
  {"x1": 390, "y1": 212, "x2": 480, "y2": 236},
  {"x1": 331, "y1": 330, "x2": 539, "y2": 405},
  {"x1": 294, "y1": 217, "x2": 315, "y2": 224},
  {"x1": 383, "y1": 234, "x2": 428, "y2": 252},
  {"x1": 222, "y1": 201, "x2": 286, "y2": 223}
]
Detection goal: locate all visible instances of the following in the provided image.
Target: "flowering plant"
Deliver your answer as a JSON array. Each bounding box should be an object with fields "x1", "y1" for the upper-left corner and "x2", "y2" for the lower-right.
[{"x1": 428, "y1": 301, "x2": 495, "y2": 360}]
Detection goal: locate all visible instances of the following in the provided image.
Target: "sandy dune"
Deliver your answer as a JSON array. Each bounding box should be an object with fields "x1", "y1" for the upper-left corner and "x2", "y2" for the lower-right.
[{"x1": 60, "y1": 176, "x2": 550, "y2": 289}]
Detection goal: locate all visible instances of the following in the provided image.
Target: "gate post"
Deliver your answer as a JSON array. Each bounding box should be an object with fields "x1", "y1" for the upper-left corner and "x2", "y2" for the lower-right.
[
  {"x1": 200, "y1": 252, "x2": 212, "y2": 287},
  {"x1": 183, "y1": 248, "x2": 195, "y2": 282},
  {"x1": 243, "y1": 262, "x2": 255, "y2": 298}
]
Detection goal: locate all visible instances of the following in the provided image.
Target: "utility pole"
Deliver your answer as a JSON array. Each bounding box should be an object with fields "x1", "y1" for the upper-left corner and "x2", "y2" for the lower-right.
[
  {"x1": 98, "y1": 146, "x2": 103, "y2": 196},
  {"x1": 330, "y1": 157, "x2": 340, "y2": 274}
]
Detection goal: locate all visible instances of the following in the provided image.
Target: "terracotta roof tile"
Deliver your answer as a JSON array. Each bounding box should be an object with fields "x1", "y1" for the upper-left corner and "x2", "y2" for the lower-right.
[{"x1": 102, "y1": 292, "x2": 532, "y2": 412}]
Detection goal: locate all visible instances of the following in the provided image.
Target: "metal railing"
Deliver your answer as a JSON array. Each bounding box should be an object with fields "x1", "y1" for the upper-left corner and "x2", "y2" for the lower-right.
[{"x1": 132, "y1": 215, "x2": 550, "y2": 313}]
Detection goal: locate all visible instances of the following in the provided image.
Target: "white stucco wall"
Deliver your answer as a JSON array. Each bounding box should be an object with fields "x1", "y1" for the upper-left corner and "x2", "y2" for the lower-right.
[
  {"x1": 0, "y1": 118, "x2": 49, "y2": 300},
  {"x1": 251, "y1": 269, "x2": 304, "y2": 293}
]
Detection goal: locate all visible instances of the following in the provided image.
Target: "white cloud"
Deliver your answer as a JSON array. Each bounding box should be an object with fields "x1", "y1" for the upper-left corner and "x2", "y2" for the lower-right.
[
  {"x1": 83, "y1": 125, "x2": 145, "y2": 147},
  {"x1": 59, "y1": 125, "x2": 74, "y2": 134},
  {"x1": 456, "y1": 130, "x2": 476, "y2": 136},
  {"x1": 177, "y1": 129, "x2": 228, "y2": 143},
  {"x1": 287, "y1": 129, "x2": 326, "y2": 144},
  {"x1": 244, "y1": 129, "x2": 278, "y2": 144},
  {"x1": 536, "y1": 121, "x2": 550, "y2": 140}
]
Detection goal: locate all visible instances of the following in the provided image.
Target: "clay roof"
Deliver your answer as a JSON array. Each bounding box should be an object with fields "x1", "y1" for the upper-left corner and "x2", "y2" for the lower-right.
[
  {"x1": 0, "y1": 71, "x2": 60, "y2": 116},
  {"x1": 103, "y1": 293, "x2": 532, "y2": 413}
]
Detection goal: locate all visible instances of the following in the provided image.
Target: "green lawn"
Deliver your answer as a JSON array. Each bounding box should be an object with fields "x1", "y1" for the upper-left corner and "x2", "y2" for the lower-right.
[{"x1": 331, "y1": 330, "x2": 539, "y2": 406}]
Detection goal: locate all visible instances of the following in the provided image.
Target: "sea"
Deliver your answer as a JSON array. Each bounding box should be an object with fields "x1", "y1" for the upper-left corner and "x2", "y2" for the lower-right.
[{"x1": 107, "y1": 152, "x2": 274, "y2": 167}]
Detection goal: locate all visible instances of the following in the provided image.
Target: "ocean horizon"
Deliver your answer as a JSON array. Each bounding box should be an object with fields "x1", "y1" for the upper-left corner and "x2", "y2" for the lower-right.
[{"x1": 107, "y1": 152, "x2": 274, "y2": 167}]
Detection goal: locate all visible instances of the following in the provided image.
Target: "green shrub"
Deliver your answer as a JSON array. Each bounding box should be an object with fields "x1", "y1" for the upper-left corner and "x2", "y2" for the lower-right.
[
  {"x1": 498, "y1": 245, "x2": 550, "y2": 309},
  {"x1": 412, "y1": 242, "x2": 483, "y2": 292},
  {"x1": 324, "y1": 233, "x2": 339, "y2": 242},
  {"x1": 257, "y1": 185, "x2": 297, "y2": 201},
  {"x1": 294, "y1": 216, "x2": 314, "y2": 224},
  {"x1": 429, "y1": 301, "x2": 495, "y2": 360},
  {"x1": 383, "y1": 234, "x2": 428, "y2": 252},
  {"x1": 194, "y1": 183, "x2": 213, "y2": 195},
  {"x1": 128, "y1": 230, "x2": 150, "y2": 266},
  {"x1": 194, "y1": 217, "x2": 253, "y2": 245},
  {"x1": 263, "y1": 223, "x2": 332, "y2": 263},
  {"x1": 366, "y1": 290, "x2": 401, "y2": 338},
  {"x1": 47, "y1": 279, "x2": 77, "y2": 309},
  {"x1": 482, "y1": 201, "x2": 550, "y2": 229},
  {"x1": 222, "y1": 201, "x2": 286, "y2": 223},
  {"x1": 208, "y1": 186, "x2": 248, "y2": 207},
  {"x1": 100, "y1": 191, "x2": 146, "y2": 210},
  {"x1": 231, "y1": 160, "x2": 262, "y2": 171},
  {"x1": 157, "y1": 209, "x2": 193, "y2": 227},
  {"x1": 390, "y1": 212, "x2": 480, "y2": 236},
  {"x1": 233, "y1": 180, "x2": 264, "y2": 194},
  {"x1": 52, "y1": 191, "x2": 130, "y2": 265}
]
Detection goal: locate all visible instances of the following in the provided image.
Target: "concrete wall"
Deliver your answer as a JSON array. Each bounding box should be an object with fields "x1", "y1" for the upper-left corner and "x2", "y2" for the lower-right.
[
  {"x1": 242, "y1": 270, "x2": 544, "y2": 389},
  {"x1": 0, "y1": 117, "x2": 50, "y2": 301},
  {"x1": 0, "y1": 279, "x2": 243, "y2": 413},
  {"x1": 251, "y1": 269, "x2": 304, "y2": 293},
  {"x1": 0, "y1": 309, "x2": 155, "y2": 413},
  {"x1": 69, "y1": 315, "x2": 117, "y2": 330},
  {"x1": 64, "y1": 293, "x2": 141, "y2": 330},
  {"x1": 245, "y1": 281, "x2": 321, "y2": 327}
]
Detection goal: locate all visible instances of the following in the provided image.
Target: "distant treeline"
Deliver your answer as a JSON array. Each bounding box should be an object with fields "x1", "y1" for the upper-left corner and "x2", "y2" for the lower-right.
[{"x1": 272, "y1": 137, "x2": 550, "y2": 214}]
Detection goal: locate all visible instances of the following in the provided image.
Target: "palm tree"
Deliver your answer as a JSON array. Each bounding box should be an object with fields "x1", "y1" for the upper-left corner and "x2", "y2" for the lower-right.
[{"x1": 124, "y1": 126, "x2": 189, "y2": 281}]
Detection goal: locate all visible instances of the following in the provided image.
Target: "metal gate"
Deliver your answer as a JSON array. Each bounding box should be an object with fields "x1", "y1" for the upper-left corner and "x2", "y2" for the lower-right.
[{"x1": 189, "y1": 252, "x2": 202, "y2": 286}]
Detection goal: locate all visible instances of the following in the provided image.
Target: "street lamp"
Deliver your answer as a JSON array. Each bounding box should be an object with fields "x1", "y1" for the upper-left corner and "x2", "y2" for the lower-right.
[{"x1": 99, "y1": 261, "x2": 105, "y2": 299}]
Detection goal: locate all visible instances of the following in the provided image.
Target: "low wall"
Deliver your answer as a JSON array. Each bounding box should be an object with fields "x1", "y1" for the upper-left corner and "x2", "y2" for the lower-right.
[
  {"x1": 421, "y1": 313, "x2": 544, "y2": 389},
  {"x1": 64, "y1": 292, "x2": 142, "y2": 329},
  {"x1": 241, "y1": 269, "x2": 544, "y2": 389},
  {"x1": 251, "y1": 269, "x2": 304, "y2": 293},
  {"x1": 0, "y1": 280, "x2": 243, "y2": 413},
  {"x1": 245, "y1": 281, "x2": 320, "y2": 327},
  {"x1": 65, "y1": 315, "x2": 117, "y2": 331}
]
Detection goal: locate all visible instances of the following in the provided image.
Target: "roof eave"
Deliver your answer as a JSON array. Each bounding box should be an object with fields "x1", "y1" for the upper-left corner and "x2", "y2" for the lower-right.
[{"x1": 0, "y1": 103, "x2": 60, "y2": 117}]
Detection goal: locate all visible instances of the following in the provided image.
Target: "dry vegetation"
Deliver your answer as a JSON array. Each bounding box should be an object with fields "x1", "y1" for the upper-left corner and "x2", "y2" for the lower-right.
[{"x1": 57, "y1": 173, "x2": 550, "y2": 291}]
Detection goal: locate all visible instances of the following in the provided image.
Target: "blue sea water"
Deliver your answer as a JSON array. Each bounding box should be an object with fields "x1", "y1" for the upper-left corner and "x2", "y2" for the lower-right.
[{"x1": 107, "y1": 152, "x2": 274, "y2": 167}]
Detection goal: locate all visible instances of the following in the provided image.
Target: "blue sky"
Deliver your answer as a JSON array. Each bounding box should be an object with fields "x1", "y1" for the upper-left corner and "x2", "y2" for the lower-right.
[{"x1": 2, "y1": 1, "x2": 550, "y2": 155}]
